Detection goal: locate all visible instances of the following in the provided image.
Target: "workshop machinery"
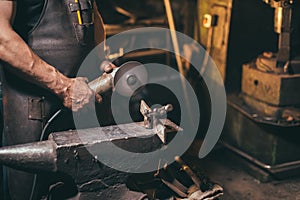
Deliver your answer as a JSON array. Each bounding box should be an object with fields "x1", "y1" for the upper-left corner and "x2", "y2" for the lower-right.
[{"x1": 216, "y1": 0, "x2": 300, "y2": 181}]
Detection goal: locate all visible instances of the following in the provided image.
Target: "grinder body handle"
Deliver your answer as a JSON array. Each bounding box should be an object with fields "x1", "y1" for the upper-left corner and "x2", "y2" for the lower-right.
[{"x1": 88, "y1": 68, "x2": 119, "y2": 94}]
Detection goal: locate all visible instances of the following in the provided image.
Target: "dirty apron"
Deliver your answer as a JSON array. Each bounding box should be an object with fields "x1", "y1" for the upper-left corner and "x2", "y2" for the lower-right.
[{"x1": 1, "y1": 0, "x2": 103, "y2": 199}]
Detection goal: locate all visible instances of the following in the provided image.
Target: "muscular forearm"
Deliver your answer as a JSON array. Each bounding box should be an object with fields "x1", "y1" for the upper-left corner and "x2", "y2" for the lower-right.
[
  {"x1": 0, "y1": 25, "x2": 71, "y2": 97},
  {"x1": 0, "y1": 1, "x2": 104, "y2": 111},
  {"x1": 0, "y1": 24, "x2": 99, "y2": 111}
]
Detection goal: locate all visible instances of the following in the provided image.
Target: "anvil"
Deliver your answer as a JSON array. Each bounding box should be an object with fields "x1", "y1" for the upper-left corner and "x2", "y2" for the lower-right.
[{"x1": 0, "y1": 111, "x2": 181, "y2": 198}]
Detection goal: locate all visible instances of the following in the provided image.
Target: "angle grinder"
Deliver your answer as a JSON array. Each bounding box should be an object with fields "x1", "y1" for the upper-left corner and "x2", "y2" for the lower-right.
[{"x1": 88, "y1": 61, "x2": 148, "y2": 96}]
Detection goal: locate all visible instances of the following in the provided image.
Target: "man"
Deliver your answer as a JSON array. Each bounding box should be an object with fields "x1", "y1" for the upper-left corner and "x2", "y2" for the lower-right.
[{"x1": 0, "y1": 0, "x2": 110, "y2": 199}]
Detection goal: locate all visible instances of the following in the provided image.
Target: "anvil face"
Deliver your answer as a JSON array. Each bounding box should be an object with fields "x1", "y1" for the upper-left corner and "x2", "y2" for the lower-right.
[{"x1": 52, "y1": 120, "x2": 181, "y2": 149}]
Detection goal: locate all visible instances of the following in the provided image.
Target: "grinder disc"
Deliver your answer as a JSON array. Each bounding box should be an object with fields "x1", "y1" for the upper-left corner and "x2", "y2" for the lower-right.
[{"x1": 114, "y1": 61, "x2": 148, "y2": 97}]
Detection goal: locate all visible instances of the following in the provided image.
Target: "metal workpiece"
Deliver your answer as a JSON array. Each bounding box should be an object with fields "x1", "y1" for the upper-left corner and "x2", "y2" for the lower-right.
[{"x1": 140, "y1": 100, "x2": 177, "y2": 144}]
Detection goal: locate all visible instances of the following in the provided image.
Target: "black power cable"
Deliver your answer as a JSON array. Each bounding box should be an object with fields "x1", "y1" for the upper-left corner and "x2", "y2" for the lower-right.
[{"x1": 29, "y1": 109, "x2": 63, "y2": 200}]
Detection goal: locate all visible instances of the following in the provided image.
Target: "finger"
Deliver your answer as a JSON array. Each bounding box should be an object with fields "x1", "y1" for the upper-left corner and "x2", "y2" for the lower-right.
[
  {"x1": 100, "y1": 61, "x2": 112, "y2": 71},
  {"x1": 63, "y1": 100, "x2": 72, "y2": 111},
  {"x1": 100, "y1": 61, "x2": 117, "y2": 73},
  {"x1": 107, "y1": 63, "x2": 117, "y2": 72},
  {"x1": 104, "y1": 65, "x2": 113, "y2": 73},
  {"x1": 95, "y1": 94, "x2": 102, "y2": 103}
]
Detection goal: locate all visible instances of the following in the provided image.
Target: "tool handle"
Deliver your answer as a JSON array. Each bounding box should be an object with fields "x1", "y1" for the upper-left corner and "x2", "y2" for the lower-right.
[
  {"x1": 88, "y1": 68, "x2": 119, "y2": 94},
  {"x1": 175, "y1": 156, "x2": 201, "y2": 188}
]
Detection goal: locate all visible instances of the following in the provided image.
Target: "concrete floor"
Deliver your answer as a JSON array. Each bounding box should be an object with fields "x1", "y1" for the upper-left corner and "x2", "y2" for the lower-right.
[{"x1": 187, "y1": 147, "x2": 300, "y2": 200}]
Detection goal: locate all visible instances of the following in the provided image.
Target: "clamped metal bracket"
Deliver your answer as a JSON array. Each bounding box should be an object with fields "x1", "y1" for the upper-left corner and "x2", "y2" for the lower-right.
[{"x1": 140, "y1": 100, "x2": 175, "y2": 144}]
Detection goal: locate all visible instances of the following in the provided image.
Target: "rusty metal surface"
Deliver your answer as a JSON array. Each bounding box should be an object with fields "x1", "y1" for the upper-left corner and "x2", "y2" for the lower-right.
[
  {"x1": 0, "y1": 120, "x2": 181, "y2": 195},
  {"x1": 50, "y1": 121, "x2": 178, "y2": 147},
  {"x1": 227, "y1": 94, "x2": 300, "y2": 127},
  {"x1": 242, "y1": 64, "x2": 300, "y2": 106},
  {"x1": 223, "y1": 95, "x2": 300, "y2": 167},
  {"x1": 0, "y1": 124, "x2": 161, "y2": 199},
  {"x1": 0, "y1": 120, "x2": 190, "y2": 199},
  {"x1": 243, "y1": 93, "x2": 300, "y2": 123}
]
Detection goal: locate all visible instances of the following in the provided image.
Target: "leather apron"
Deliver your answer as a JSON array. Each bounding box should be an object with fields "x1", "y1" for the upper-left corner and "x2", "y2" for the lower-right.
[{"x1": 1, "y1": 0, "x2": 103, "y2": 199}]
